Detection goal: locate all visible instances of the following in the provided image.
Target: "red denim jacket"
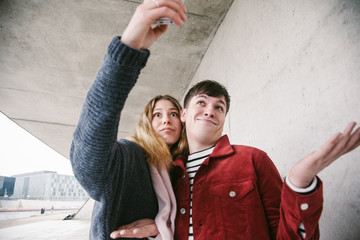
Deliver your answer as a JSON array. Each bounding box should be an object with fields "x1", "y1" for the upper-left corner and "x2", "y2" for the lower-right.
[{"x1": 171, "y1": 135, "x2": 323, "y2": 240}]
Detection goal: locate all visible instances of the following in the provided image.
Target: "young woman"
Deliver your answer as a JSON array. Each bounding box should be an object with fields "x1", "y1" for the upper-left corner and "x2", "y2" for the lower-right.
[
  {"x1": 70, "y1": 39, "x2": 187, "y2": 240},
  {"x1": 71, "y1": 1, "x2": 187, "y2": 239}
]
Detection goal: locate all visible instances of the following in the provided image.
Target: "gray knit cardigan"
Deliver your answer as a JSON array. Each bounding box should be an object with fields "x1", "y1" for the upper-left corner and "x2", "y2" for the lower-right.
[{"x1": 70, "y1": 37, "x2": 158, "y2": 240}]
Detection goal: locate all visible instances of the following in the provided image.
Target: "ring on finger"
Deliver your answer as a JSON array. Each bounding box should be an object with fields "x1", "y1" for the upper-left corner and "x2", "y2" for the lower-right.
[{"x1": 152, "y1": 0, "x2": 160, "y2": 8}]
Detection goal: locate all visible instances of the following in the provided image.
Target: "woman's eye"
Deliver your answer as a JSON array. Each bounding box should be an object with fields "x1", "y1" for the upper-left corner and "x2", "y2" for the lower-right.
[
  {"x1": 154, "y1": 113, "x2": 161, "y2": 117},
  {"x1": 216, "y1": 106, "x2": 224, "y2": 111},
  {"x1": 170, "y1": 112, "x2": 178, "y2": 117}
]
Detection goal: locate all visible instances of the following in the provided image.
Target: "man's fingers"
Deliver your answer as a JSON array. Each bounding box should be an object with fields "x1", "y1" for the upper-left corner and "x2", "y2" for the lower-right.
[
  {"x1": 334, "y1": 123, "x2": 359, "y2": 156},
  {"x1": 343, "y1": 121, "x2": 357, "y2": 136},
  {"x1": 344, "y1": 127, "x2": 360, "y2": 153},
  {"x1": 318, "y1": 122, "x2": 360, "y2": 164}
]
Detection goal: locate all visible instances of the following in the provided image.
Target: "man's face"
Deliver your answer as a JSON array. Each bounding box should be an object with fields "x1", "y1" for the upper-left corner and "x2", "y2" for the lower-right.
[{"x1": 181, "y1": 94, "x2": 226, "y2": 151}]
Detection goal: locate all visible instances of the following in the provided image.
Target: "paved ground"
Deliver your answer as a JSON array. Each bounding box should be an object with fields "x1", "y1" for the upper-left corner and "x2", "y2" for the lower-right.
[{"x1": 0, "y1": 211, "x2": 90, "y2": 239}]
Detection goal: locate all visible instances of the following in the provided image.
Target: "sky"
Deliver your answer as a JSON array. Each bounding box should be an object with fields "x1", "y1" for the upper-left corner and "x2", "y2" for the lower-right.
[{"x1": 0, "y1": 112, "x2": 74, "y2": 177}]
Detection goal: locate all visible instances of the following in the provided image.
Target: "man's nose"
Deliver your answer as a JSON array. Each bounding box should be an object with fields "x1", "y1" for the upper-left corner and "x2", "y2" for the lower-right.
[{"x1": 204, "y1": 107, "x2": 215, "y2": 118}]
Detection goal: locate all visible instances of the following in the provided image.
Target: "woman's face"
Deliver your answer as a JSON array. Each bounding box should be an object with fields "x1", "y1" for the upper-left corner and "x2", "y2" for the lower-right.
[{"x1": 151, "y1": 99, "x2": 182, "y2": 148}]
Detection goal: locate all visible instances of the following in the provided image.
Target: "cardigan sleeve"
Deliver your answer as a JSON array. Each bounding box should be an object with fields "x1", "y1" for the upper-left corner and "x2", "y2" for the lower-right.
[{"x1": 70, "y1": 37, "x2": 150, "y2": 200}]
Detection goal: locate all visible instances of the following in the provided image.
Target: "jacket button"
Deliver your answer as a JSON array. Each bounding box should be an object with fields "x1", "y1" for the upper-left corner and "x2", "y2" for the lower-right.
[
  {"x1": 229, "y1": 191, "x2": 236, "y2": 197},
  {"x1": 300, "y1": 203, "x2": 309, "y2": 210},
  {"x1": 182, "y1": 174, "x2": 186, "y2": 179},
  {"x1": 180, "y1": 208, "x2": 186, "y2": 214}
]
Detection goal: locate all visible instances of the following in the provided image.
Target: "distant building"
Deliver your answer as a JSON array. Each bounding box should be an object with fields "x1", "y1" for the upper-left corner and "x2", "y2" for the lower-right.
[
  {"x1": 0, "y1": 176, "x2": 15, "y2": 197},
  {"x1": 11, "y1": 171, "x2": 88, "y2": 201}
]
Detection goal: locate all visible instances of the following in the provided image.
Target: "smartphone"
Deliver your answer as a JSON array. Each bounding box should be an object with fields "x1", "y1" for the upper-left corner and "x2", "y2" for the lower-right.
[
  {"x1": 153, "y1": 17, "x2": 174, "y2": 25},
  {"x1": 153, "y1": 0, "x2": 185, "y2": 25}
]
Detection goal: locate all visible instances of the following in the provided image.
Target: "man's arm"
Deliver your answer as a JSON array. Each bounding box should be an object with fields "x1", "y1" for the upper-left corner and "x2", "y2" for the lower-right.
[{"x1": 278, "y1": 121, "x2": 360, "y2": 239}]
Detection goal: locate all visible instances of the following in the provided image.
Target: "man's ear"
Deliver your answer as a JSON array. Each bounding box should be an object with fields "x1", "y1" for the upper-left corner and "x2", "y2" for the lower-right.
[{"x1": 180, "y1": 109, "x2": 186, "y2": 123}]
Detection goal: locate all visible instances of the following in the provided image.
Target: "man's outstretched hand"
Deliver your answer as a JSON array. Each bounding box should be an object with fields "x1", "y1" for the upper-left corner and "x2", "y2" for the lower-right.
[{"x1": 288, "y1": 121, "x2": 360, "y2": 188}]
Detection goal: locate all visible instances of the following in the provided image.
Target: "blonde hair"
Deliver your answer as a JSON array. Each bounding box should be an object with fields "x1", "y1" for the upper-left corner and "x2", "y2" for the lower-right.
[{"x1": 130, "y1": 95, "x2": 188, "y2": 170}]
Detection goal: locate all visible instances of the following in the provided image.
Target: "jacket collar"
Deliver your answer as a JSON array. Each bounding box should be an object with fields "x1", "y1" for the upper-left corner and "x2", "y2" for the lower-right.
[
  {"x1": 202, "y1": 135, "x2": 234, "y2": 165},
  {"x1": 173, "y1": 135, "x2": 234, "y2": 167}
]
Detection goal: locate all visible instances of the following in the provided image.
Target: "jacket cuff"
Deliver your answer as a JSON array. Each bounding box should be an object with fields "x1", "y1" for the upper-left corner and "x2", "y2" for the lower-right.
[
  {"x1": 281, "y1": 177, "x2": 323, "y2": 238},
  {"x1": 107, "y1": 36, "x2": 150, "y2": 68},
  {"x1": 285, "y1": 176, "x2": 318, "y2": 194}
]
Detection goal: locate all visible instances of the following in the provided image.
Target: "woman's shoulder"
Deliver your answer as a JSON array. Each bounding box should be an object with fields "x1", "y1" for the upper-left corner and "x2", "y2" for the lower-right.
[
  {"x1": 115, "y1": 138, "x2": 150, "y2": 171},
  {"x1": 117, "y1": 138, "x2": 144, "y2": 155},
  {"x1": 118, "y1": 138, "x2": 139, "y2": 146}
]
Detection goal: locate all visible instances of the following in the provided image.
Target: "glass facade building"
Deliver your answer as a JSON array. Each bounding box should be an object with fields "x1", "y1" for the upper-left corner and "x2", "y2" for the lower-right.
[{"x1": 11, "y1": 171, "x2": 88, "y2": 201}]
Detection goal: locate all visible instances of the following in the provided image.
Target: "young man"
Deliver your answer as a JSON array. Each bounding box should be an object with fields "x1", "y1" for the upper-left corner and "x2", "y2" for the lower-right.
[{"x1": 171, "y1": 80, "x2": 323, "y2": 239}]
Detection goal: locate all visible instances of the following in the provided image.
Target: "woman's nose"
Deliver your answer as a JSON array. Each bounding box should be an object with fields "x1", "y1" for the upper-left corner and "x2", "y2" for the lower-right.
[{"x1": 163, "y1": 116, "x2": 171, "y2": 124}]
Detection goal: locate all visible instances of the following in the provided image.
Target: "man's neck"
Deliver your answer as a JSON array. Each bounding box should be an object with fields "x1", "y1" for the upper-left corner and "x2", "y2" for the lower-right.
[{"x1": 188, "y1": 140, "x2": 217, "y2": 154}]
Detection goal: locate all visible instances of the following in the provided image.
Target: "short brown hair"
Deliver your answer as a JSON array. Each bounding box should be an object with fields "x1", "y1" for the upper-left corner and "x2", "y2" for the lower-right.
[{"x1": 183, "y1": 80, "x2": 230, "y2": 113}]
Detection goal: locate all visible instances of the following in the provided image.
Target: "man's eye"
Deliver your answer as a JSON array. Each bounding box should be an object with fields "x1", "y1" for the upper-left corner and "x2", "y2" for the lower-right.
[
  {"x1": 197, "y1": 101, "x2": 205, "y2": 105},
  {"x1": 216, "y1": 106, "x2": 224, "y2": 111}
]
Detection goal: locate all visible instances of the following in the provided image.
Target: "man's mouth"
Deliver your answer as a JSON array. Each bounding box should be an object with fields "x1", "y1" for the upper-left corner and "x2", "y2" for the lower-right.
[{"x1": 197, "y1": 117, "x2": 217, "y2": 125}]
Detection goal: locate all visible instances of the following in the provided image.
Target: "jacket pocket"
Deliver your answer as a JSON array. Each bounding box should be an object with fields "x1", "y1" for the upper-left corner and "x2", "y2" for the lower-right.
[
  {"x1": 209, "y1": 180, "x2": 254, "y2": 201},
  {"x1": 207, "y1": 180, "x2": 256, "y2": 239}
]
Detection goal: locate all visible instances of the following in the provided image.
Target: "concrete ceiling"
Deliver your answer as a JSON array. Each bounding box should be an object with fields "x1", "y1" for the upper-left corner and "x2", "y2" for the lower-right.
[{"x1": 0, "y1": 0, "x2": 233, "y2": 158}]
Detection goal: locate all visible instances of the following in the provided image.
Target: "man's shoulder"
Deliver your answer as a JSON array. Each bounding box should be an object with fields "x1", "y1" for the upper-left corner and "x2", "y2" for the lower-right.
[
  {"x1": 213, "y1": 135, "x2": 268, "y2": 158},
  {"x1": 232, "y1": 144, "x2": 264, "y2": 152},
  {"x1": 231, "y1": 144, "x2": 268, "y2": 157}
]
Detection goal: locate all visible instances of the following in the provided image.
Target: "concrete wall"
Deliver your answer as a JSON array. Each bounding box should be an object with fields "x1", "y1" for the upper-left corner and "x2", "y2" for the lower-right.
[{"x1": 187, "y1": 0, "x2": 360, "y2": 239}]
